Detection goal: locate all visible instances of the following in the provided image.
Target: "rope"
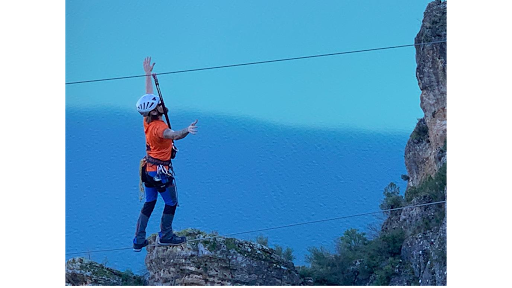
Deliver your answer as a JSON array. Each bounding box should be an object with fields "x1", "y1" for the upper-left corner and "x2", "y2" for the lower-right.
[
  {"x1": 138, "y1": 158, "x2": 146, "y2": 202},
  {"x1": 65, "y1": 200, "x2": 446, "y2": 256},
  {"x1": 65, "y1": 40, "x2": 446, "y2": 85}
]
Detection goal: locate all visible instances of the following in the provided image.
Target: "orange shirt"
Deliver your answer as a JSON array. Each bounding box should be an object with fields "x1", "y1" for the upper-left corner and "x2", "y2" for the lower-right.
[{"x1": 143, "y1": 118, "x2": 174, "y2": 172}]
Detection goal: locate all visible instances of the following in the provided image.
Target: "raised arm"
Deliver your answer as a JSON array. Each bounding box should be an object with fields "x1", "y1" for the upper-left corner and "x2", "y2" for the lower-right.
[
  {"x1": 163, "y1": 120, "x2": 198, "y2": 140},
  {"x1": 143, "y1": 57, "x2": 156, "y2": 94}
]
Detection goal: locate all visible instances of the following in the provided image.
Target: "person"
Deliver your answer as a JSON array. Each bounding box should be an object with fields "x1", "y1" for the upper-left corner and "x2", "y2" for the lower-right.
[{"x1": 133, "y1": 57, "x2": 198, "y2": 252}]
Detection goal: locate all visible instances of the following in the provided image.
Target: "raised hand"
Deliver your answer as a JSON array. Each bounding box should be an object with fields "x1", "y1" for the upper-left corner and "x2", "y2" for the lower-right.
[
  {"x1": 187, "y1": 120, "x2": 198, "y2": 134},
  {"x1": 143, "y1": 57, "x2": 155, "y2": 75}
]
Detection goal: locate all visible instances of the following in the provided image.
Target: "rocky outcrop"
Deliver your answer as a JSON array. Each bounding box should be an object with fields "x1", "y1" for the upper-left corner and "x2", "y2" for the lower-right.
[
  {"x1": 382, "y1": 194, "x2": 447, "y2": 285},
  {"x1": 65, "y1": 229, "x2": 302, "y2": 286},
  {"x1": 144, "y1": 229, "x2": 301, "y2": 286},
  {"x1": 405, "y1": 0, "x2": 447, "y2": 188},
  {"x1": 382, "y1": 1, "x2": 447, "y2": 285},
  {"x1": 400, "y1": 217, "x2": 447, "y2": 285},
  {"x1": 65, "y1": 257, "x2": 145, "y2": 286}
]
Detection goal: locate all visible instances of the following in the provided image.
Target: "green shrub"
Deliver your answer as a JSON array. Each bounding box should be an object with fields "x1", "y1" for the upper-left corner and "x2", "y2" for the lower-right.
[
  {"x1": 380, "y1": 182, "x2": 404, "y2": 211},
  {"x1": 120, "y1": 269, "x2": 144, "y2": 286},
  {"x1": 304, "y1": 228, "x2": 406, "y2": 286},
  {"x1": 305, "y1": 246, "x2": 343, "y2": 285},
  {"x1": 273, "y1": 244, "x2": 294, "y2": 261},
  {"x1": 410, "y1": 118, "x2": 429, "y2": 142},
  {"x1": 405, "y1": 162, "x2": 446, "y2": 202},
  {"x1": 372, "y1": 257, "x2": 400, "y2": 286},
  {"x1": 282, "y1": 247, "x2": 295, "y2": 262},
  {"x1": 255, "y1": 235, "x2": 268, "y2": 247}
]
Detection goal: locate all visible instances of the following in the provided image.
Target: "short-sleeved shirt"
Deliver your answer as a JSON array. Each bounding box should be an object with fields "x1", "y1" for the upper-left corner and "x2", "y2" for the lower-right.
[{"x1": 143, "y1": 118, "x2": 174, "y2": 172}]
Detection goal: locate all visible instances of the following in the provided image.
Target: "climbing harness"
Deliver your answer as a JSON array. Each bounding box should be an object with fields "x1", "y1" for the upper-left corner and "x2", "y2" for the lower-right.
[
  {"x1": 138, "y1": 155, "x2": 179, "y2": 204},
  {"x1": 140, "y1": 156, "x2": 175, "y2": 190}
]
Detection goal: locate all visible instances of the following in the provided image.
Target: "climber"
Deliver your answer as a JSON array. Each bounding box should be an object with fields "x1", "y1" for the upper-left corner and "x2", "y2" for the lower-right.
[{"x1": 133, "y1": 56, "x2": 198, "y2": 252}]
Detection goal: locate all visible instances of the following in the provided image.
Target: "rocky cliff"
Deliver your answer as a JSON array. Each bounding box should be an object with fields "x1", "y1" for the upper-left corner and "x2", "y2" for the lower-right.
[
  {"x1": 65, "y1": 257, "x2": 145, "y2": 286},
  {"x1": 144, "y1": 229, "x2": 302, "y2": 285},
  {"x1": 382, "y1": 0, "x2": 447, "y2": 285},
  {"x1": 65, "y1": 229, "x2": 302, "y2": 286},
  {"x1": 405, "y1": 0, "x2": 447, "y2": 189}
]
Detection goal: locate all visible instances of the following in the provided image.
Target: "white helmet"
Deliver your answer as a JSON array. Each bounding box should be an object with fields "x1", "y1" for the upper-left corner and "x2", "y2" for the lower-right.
[{"x1": 136, "y1": 94, "x2": 160, "y2": 116}]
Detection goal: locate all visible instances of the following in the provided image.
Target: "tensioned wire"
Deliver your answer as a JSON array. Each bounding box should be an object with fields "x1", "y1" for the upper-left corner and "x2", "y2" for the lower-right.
[
  {"x1": 65, "y1": 40, "x2": 446, "y2": 85},
  {"x1": 65, "y1": 200, "x2": 446, "y2": 256},
  {"x1": 65, "y1": 39, "x2": 447, "y2": 257}
]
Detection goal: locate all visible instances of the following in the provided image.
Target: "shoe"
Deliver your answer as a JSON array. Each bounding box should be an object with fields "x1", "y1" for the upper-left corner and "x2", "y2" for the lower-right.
[
  {"x1": 133, "y1": 239, "x2": 148, "y2": 252},
  {"x1": 157, "y1": 234, "x2": 187, "y2": 246}
]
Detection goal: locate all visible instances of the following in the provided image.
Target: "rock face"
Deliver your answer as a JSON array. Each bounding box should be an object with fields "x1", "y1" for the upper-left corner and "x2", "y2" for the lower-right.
[
  {"x1": 405, "y1": 0, "x2": 447, "y2": 188},
  {"x1": 400, "y1": 217, "x2": 447, "y2": 285},
  {"x1": 382, "y1": 193, "x2": 447, "y2": 285},
  {"x1": 65, "y1": 229, "x2": 301, "y2": 286},
  {"x1": 383, "y1": 1, "x2": 447, "y2": 286},
  {"x1": 144, "y1": 229, "x2": 302, "y2": 286},
  {"x1": 65, "y1": 257, "x2": 145, "y2": 286}
]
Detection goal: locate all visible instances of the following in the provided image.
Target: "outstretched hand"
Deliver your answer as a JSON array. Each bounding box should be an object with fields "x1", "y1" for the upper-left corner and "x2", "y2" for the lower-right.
[
  {"x1": 187, "y1": 120, "x2": 198, "y2": 134},
  {"x1": 143, "y1": 57, "x2": 155, "y2": 75}
]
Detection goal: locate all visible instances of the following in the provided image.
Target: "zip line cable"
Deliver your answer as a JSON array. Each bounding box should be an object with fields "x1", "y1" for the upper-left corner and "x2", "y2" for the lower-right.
[
  {"x1": 65, "y1": 200, "x2": 446, "y2": 256},
  {"x1": 65, "y1": 40, "x2": 446, "y2": 85}
]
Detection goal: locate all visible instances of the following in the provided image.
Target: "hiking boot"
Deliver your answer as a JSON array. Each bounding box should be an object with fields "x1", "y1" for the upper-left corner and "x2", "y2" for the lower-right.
[
  {"x1": 157, "y1": 234, "x2": 187, "y2": 246},
  {"x1": 133, "y1": 239, "x2": 148, "y2": 252}
]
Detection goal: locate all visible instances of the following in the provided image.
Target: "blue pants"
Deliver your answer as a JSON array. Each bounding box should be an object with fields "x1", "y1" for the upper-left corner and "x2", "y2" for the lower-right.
[
  {"x1": 144, "y1": 171, "x2": 178, "y2": 206},
  {"x1": 133, "y1": 171, "x2": 178, "y2": 245}
]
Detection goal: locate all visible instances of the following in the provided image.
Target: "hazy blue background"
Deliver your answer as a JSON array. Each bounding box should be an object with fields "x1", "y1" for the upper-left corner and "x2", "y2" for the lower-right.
[{"x1": 66, "y1": 0, "x2": 432, "y2": 274}]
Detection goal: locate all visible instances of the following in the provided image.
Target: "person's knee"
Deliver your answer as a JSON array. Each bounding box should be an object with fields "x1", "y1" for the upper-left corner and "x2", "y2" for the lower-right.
[
  {"x1": 160, "y1": 185, "x2": 178, "y2": 206},
  {"x1": 163, "y1": 204, "x2": 177, "y2": 215},
  {"x1": 141, "y1": 200, "x2": 157, "y2": 217}
]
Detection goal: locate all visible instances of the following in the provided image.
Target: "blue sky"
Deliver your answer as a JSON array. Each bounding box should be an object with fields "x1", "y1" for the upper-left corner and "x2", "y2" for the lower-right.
[{"x1": 66, "y1": 0, "x2": 432, "y2": 132}]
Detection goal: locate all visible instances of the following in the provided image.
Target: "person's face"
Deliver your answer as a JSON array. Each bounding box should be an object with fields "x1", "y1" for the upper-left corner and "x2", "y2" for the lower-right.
[
  {"x1": 149, "y1": 104, "x2": 164, "y2": 116},
  {"x1": 156, "y1": 104, "x2": 164, "y2": 114}
]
